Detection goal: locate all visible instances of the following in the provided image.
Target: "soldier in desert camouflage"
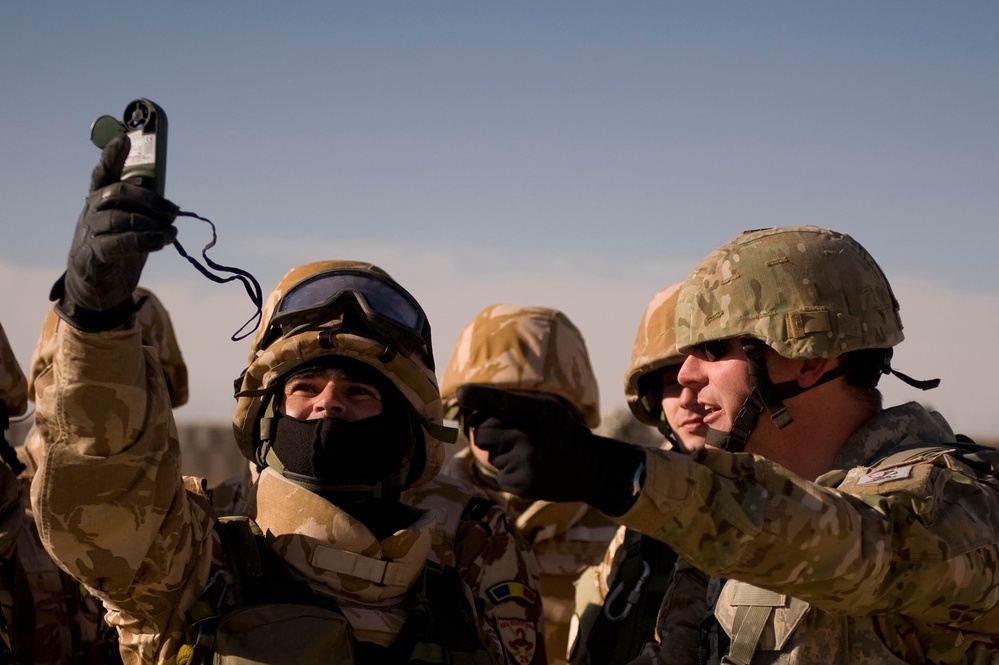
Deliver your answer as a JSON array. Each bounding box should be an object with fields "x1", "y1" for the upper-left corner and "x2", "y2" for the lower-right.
[
  {"x1": 459, "y1": 226, "x2": 999, "y2": 663},
  {"x1": 441, "y1": 304, "x2": 617, "y2": 665},
  {"x1": 0, "y1": 320, "x2": 28, "y2": 662},
  {"x1": 31, "y1": 136, "x2": 500, "y2": 663},
  {"x1": 571, "y1": 282, "x2": 714, "y2": 665},
  {"x1": 7, "y1": 289, "x2": 189, "y2": 665}
]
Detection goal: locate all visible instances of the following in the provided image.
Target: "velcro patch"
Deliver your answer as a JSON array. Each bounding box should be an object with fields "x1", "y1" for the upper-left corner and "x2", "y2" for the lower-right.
[
  {"x1": 839, "y1": 463, "x2": 934, "y2": 498},
  {"x1": 857, "y1": 465, "x2": 912, "y2": 486},
  {"x1": 497, "y1": 618, "x2": 538, "y2": 665},
  {"x1": 487, "y1": 581, "x2": 538, "y2": 606}
]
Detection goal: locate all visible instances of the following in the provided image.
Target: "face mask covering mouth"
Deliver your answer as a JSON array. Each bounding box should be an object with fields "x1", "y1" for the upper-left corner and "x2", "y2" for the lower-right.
[{"x1": 271, "y1": 412, "x2": 413, "y2": 488}]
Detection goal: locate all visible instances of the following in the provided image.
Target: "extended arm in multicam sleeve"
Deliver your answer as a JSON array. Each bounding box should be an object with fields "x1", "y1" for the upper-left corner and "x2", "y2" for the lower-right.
[
  {"x1": 619, "y1": 446, "x2": 999, "y2": 626},
  {"x1": 29, "y1": 324, "x2": 215, "y2": 658}
]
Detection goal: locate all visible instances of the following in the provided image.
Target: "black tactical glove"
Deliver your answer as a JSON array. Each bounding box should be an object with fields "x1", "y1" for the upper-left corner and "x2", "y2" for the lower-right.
[
  {"x1": 51, "y1": 135, "x2": 179, "y2": 331},
  {"x1": 456, "y1": 384, "x2": 647, "y2": 516}
]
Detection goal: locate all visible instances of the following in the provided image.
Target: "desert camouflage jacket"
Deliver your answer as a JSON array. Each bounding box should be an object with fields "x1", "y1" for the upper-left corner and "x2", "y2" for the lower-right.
[
  {"x1": 29, "y1": 325, "x2": 497, "y2": 664},
  {"x1": 619, "y1": 402, "x2": 999, "y2": 664},
  {"x1": 403, "y1": 473, "x2": 547, "y2": 665},
  {"x1": 447, "y1": 446, "x2": 617, "y2": 664}
]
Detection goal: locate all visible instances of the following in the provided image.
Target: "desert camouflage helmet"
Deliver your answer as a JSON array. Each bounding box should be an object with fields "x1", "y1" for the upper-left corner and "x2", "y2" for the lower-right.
[
  {"x1": 675, "y1": 226, "x2": 904, "y2": 359},
  {"x1": 233, "y1": 260, "x2": 449, "y2": 488},
  {"x1": 624, "y1": 282, "x2": 684, "y2": 426},
  {"x1": 28, "y1": 287, "x2": 189, "y2": 408},
  {"x1": 441, "y1": 304, "x2": 600, "y2": 428},
  {"x1": 0, "y1": 322, "x2": 27, "y2": 418}
]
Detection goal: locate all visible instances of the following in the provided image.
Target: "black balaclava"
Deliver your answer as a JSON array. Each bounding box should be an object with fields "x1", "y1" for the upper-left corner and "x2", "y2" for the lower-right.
[{"x1": 268, "y1": 356, "x2": 421, "y2": 533}]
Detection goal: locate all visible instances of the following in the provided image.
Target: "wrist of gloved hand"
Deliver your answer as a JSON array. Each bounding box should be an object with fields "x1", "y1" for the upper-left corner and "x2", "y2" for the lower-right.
[
  {"x1": 571, "y1": 433, "x2": 647, "y2": 517},
  {"x1": 50, "y1": 272, "x2": 140, "y2": 332},
  {"x1": 458, "y1": 384, "x2": 648, "y2": 515}
]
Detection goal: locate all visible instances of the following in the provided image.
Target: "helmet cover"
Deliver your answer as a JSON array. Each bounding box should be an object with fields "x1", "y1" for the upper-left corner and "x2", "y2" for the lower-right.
[
  {"x1": 675, "y1": 226, "x2": 904, "y2": 360},
  {"x1": 624, "y1": 282, "x2": 684, "y2": 426},
  {"x1": 440, "y1": 304, "x2": 600, "y2": 428},
  {"x1": 233, "y1": 260, "x2": 446, "y2": 488}
]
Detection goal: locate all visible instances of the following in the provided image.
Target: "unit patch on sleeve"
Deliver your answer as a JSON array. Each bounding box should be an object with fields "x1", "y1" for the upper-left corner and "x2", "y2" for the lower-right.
[
  {"x1": 497, "y1": 618, "x2": 538, "y2": 665},
  {"x1": 857, "y1": 465, "x2": 912, "y2": 486},
  {"x1": 487, "y1": 581, "x2": 538, "y2": 606}
]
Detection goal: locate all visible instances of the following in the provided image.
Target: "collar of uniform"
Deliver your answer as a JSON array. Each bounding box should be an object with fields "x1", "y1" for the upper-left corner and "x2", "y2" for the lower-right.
[
  {"x1": 830, "y1": 401, "x2": 957, "y2": 472},
  {"x1": 250, "y1": 467, "x2": 436, "y2": 603}
]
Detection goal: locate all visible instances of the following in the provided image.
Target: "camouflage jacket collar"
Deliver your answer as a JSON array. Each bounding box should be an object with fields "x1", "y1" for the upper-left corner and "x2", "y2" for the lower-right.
[
  {"x1": 250, "y1": 468, "x2": 436, "y2": 603},
  {"x1": 831, "y1": 401, "x2": 957, "y2": 472}
]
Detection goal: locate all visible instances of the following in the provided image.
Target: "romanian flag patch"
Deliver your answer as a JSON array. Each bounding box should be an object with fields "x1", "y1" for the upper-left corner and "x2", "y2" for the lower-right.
[{"x1": 487, "y1": 581, "x2": 538, "y2": 605}]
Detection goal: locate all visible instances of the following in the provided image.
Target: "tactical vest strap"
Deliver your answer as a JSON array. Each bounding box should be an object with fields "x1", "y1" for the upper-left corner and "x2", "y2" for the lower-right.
[
  {"x1": 184, "y1": 517, "x2": 491, "y2": 665},
  {"x1": 724, "y1": 585, "x2": 784, "y2": 665}
]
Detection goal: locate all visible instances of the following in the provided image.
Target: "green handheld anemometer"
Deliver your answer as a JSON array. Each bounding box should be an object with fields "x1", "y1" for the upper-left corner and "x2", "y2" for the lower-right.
[{"x1": 90, "y1": 98, "x2": 168, "y2": 196}]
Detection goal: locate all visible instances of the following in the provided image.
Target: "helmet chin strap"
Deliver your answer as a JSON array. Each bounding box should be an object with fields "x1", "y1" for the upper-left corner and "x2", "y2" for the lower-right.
[
  {"x1": 708, "y1": 339, "x2": 840, "y2": 453},
  {"x1": 710, "y1": 341, "x2": 940, "y2": 454}
]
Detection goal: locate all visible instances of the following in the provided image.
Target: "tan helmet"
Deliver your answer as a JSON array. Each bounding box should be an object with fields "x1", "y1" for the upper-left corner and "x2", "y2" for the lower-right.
[
  {"x1": 0, "y1": 322, "x2": 27, "y2": 418},
  {"x1": 675, "y1": 226, "x2": 904, "y2": 359},
  {"x1": 624, "y1": 282, "x2": 684, "y2": 426},
  {"x1": 28, "y1": 287, "x2": 189, "y2": 408},
  {"x1": 440, "y1": 304, "x2": 600, "y2": 428},
  {"x1": 232, "y1": 260, "x2": 448, "y2": 489}
]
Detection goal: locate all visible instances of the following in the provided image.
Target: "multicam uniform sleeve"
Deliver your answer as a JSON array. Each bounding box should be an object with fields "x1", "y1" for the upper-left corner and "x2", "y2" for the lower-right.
[
  {"x1": 619, "y1": 446, "x2": 999, "y2": 625},
  {"x1": 29, "y1": 324, "x2": 215, "y2": 664}
]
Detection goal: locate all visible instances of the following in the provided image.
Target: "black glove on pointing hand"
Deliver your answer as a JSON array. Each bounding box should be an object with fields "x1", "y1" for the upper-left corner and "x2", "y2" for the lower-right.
[
  {"x1": 456, "y1": 384, "x2": 647, "y2": 517},
  {"x1": 52, "y1": 135, "x2": 179, "y2": 331}
]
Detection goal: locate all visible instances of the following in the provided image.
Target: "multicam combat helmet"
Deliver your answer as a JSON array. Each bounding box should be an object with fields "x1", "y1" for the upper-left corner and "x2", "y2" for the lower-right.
[
  {"x1": 441, "y1": 304, "x2": 600, "y2": 428},
  {"x1": 674, "y1": 226, "x2": 933, "y2": 452},
  {"x1": 624, "y1": 282, "x2": 683, "y2": 431},
  {"x1": 675, "y1": 226, "x2": 904, "y2": 360},
  {"x1": 28, "y1": 287, "x2": 189, "y2": 408},
  {"x1": 232, "y1": 260, "x2": 452, "y2": 489}
]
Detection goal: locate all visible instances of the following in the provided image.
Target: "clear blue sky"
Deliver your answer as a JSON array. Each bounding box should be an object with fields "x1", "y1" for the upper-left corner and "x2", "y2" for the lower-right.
[{"x1": 2, "y1": 2, "x2": 997, "y2": 436}]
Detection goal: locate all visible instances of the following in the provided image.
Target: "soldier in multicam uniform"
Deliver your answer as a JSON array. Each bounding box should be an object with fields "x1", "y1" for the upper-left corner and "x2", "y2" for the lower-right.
[
  {"x1": 440, "y1": 304, "x2": 618, "y2": 665},
  {"x1": 0, "y1": 320, "x2": 28, "y2": 662},
  {"x1": 458, "y1": 226, "x2": 999, "y2": 664},
  {"x1": 9, "y1": 290, "x2": 189, "y2": 664},
  {"x1": 31, "y1": 136, "x2": 499, "y2": 663},
  {"x1": 570, "y1": 282, "x2": 713, "y2": 665}
]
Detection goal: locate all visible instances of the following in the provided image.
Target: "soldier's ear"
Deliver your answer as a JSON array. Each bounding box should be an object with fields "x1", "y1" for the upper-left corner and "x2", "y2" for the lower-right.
[{"x1": 795, "y1": 357, "x2": 839, "y2": 390}]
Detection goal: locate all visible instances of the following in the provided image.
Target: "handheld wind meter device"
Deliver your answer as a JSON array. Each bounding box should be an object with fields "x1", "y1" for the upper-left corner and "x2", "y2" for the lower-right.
[{"x1": 90, "y1": 98, "x2": 168, "y2": 196}]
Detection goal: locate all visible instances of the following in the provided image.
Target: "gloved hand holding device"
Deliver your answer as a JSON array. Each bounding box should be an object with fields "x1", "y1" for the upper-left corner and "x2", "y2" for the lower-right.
[{"x1": 51, "y1": 135, "x2": 179, "y2": 332}]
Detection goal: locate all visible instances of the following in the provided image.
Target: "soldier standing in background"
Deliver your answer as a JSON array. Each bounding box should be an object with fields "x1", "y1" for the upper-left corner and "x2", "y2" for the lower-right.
[
  {"x1": 441, "y1": 304, "x2": 617, "y2": 664},
  {"x1": 571, "y1": 282, "x2": 713, "y2": 665},
  {"x1": 459, "y1": 226, "x2": 999, "y2": 663},
  {"x1": 0, "y1": 320, "x2": 28, "y2": 663}
]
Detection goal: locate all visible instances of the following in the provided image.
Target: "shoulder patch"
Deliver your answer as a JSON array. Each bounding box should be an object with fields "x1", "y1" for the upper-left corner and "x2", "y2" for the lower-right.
[
  {"x1": 857, "y1": 465, "x2": 912, "y2": 485},
  {"x1": 487, "y1": 581, "x2": 538, "y2": 606},
  {"x1": 839, "y1": 463, "x2": 935, "y2": 497},
  {"x1": 496, "y1": 618, "x2": 538, "y2": 665}
]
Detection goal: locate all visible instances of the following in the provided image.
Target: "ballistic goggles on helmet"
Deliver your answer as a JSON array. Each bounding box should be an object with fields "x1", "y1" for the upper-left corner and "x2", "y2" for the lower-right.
[{"x1": 257, "y1": 269, "x2": 435, "y2": 370}]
